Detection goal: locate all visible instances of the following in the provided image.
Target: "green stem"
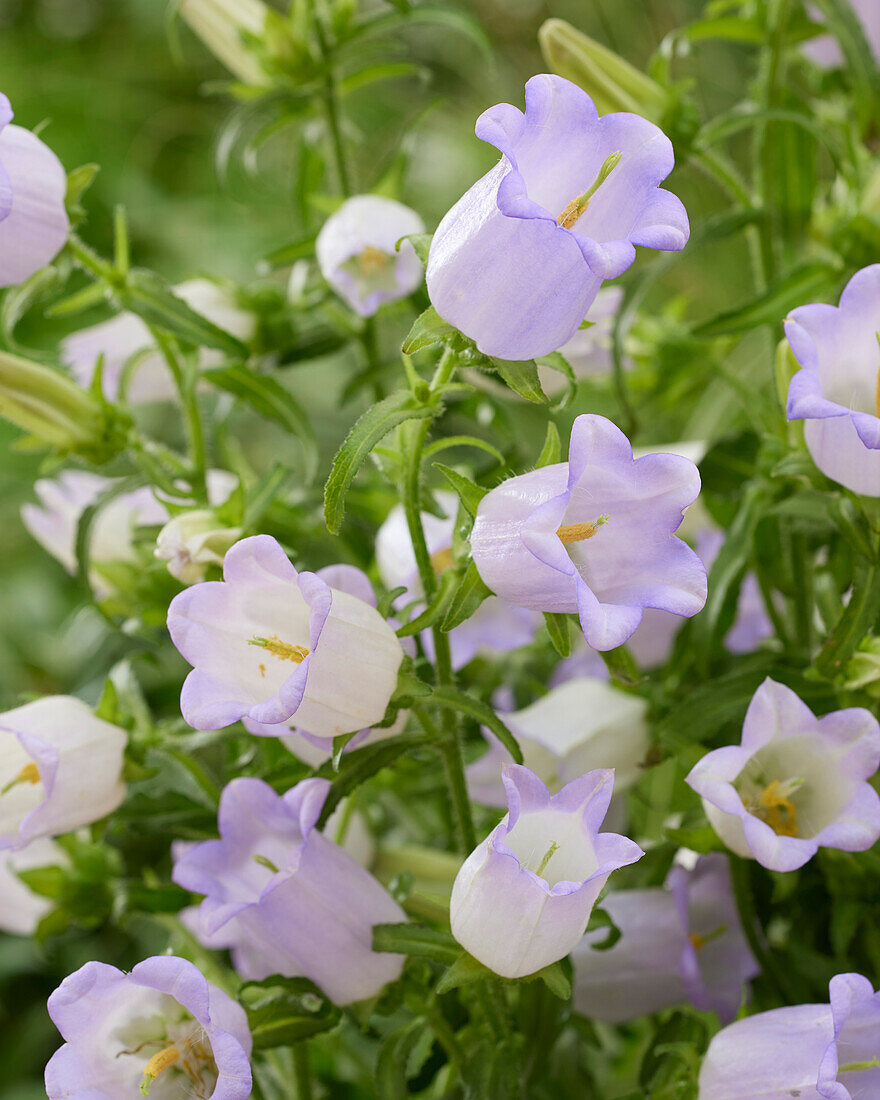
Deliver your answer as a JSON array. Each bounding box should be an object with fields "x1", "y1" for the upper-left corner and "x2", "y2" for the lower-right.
[
  {"x1": 729, "y1": 857, "x2": 798, "y2": 1002},
  {"x1": 313, "y1": 4, "x2": 351, "y2": 197},
  {"x1": 472, "y1": 982, "x2": 508, "y2": 1041},
  {"x1": 152, "y1": 329, "x2": 207, "y2": 495},
  {"x1": 292, "y1": 1043, "x2": 313, "y2": 1100}
]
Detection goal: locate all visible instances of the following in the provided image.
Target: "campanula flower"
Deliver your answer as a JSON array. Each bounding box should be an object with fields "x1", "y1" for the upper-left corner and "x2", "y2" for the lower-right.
[
  {"x1": 698, "y1": 972, "x2": 880, "y2": 1100},
  {"x1": 168, "y1": 536, "x2": 405, "y2": 736},
  {"x1": 0, "y1": 838, "x2": 65, "y2": 936},
  {"x1": 45, "y1": 955, "x2": 252, "y2": 1100},
  {"x1": 466, "y1": 676, "x2": 648, "y2": 809},
  {"x1": 572, "y1": 853, "x2": 758, "y2": 1024},
  {"x1": 786, "y1": 265, "x2": 880, "y2": 496},
  {"x1": 450, "y1": 764, "x2": 642, "y2": 978},
  {"x1": 376, "y1": 492, "x2": 538, "y2": 669},
  {"x1": 470, "y1": 414, "x2": 706, "y2": 650},
  {"x1": 316, "y1": 195, "x2": 425, "y2": 317},
  {"x1": 173, "y1": 777, "x2": 406, "y2": 1004},
  {"x1": 538, "y1": 286, "x2": 627, "y2": 395},
  {"x1": 0, "y1": 696, "x2": 126, "y2": 851},
  {"x1": 425, "y1": 74, "x2": 688, "y2": 360},
  {"x1": 63, "y1": 279, "x2": 255, "y2": 404},
  {"x1": 804, "y1": 1, "x2": 880, "y2": 67},
  {"x1": 686, "y1": 678, "x2": 880, "y2": 872},
  {"x1": 0, "y1": 94, "x2": 69, "y2": 287}
]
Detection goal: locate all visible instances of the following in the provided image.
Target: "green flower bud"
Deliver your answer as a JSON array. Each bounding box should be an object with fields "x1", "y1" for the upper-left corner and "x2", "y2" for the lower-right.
[
  {"x1": 178, "y1": 0, "x2": 270, "y2": 86},
  {"x1": 843, "y1": 637, "x2": 880, "y2": 699}
]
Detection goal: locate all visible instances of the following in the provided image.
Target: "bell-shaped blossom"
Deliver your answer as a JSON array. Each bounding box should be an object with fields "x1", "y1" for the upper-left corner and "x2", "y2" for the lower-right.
[
  {"x1": 316, "y1": 195, "x2": 425, "y2": 317},
  {"x1": 425, "y1": 74, "x2": 688, "y2": 361},
  {"x1": 63, "y1": 278, "x2": 255, "y2": 404},
  {"x1": 45, "y1": 954, "x2": 252, "y2": 1100},
  {"x1": 173, "y1": 777, "x2": 405, "y2": 1005},
  {"x1": 698, "y1": 972, "x2": 880, "y2": 1100},
  {"x1": 572, "y1": 853, "x2": 758, "y2": 1024},
  {"x1": 0, "y1": 695, "x2": 127, "y2": 851},
  {"x1": 0, "y1": 95, "x2": 69, "y2": 288},
  {"x1": 470, "y1": 414, "x2": 706, "y2": 651},
  {"x1": 155, "y1": 509, "x2": 243, "y2": 584},
  {"x1": 687, "y1": 678, "x2": 880, "y2": 872},
  {"x1": 785, "y1": 265, "x2": 880, "y2": 496},
  {"x1": 467, "y1": 676, "x2": 648, "y2": 808},
  {"x1": 0, "y1": 837, "x2": 65, "y2": 936},
  {"x1": 376, "y1": 493, "x2": 538, "y2": 669},
  {"x1": 450, "y1": 764, "x2": 642, "y2": 978},
  {"x1": 539, "y1": 286, "x2": 626, "y2": 396},
  {"x1": 168, "y1": 535, "x2": 405, "y2": 737},
  {"x1": 803, "y1": 1, "x2": 880, "y2": 67}
]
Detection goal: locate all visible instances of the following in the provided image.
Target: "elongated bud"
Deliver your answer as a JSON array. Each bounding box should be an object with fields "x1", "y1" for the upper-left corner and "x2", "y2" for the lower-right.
[
  {"x1": 539, "y1": 18, "x2": 669, "y2": 120},
  {"x1": 0, "y1": 349, "x2": 127, "y2": 460},
  {"x1": 179, "y1": 0, "x2": 271, "y2": 85}
]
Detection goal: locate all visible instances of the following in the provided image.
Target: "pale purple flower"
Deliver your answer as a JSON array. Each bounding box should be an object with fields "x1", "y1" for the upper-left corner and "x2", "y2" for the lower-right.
[
  {"x1": 538, "y1": 286, "x2": 626, "y2": 396},
  {"x1": 698, "y1": 972, "x2": 880, "y2": 1100},
  {"x1": 376, "y1": 493, "x2": 538, "y2": 669},
  {"x1": 466, "y1": 676, "x2": 648, "y2": 809},
  {"x1": 0, "y1": 837, "x2": 65, "y2": 936},
  {"x1": 0, "y1": 695, "x2": 126, "y2": 851},
  {"x1": 63, "y1": 279, "x2": 255, "y2": 404},
  {"x1": 316, "y1": 195, "x2": 425, "y2": 317},
  {"x1": 572, "y1": 853, "x2": 758, "y2": 1024},
  {"x1": 449, "y1": 764, "x2": 642, "y2": 978},
  {"x1": 470, "y1": 414, "x2": 707, "y2": 651},
  {"x1": 425, "y1": 74, "x2": 688, "y2": 361},
  {"x1": 167, "y1": 535, "x2": 405, "y2": 737},
  {"x1": 45, "y1": 954, "x2": 252, "y2": 1100},
  {"x1": 687, "y1": 678, "x2": 880, "y2": 872},
  {"x1": 803, "y1": 1, "x2": 880, "y2": 67},
  {"x1": 0, "y1": 95, "x2": 69, "y2": 288},
  {"x1": 173, "y1": 776, "x2": 405, "y2": 1005},
  {"x1": 786, "y1": 265, "x2": 880, "y2": 496}
]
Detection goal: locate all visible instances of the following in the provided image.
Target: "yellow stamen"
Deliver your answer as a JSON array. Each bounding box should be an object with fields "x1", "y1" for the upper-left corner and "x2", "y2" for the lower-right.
[
  {"x1": 557, "y1": 151, "x2": 622, "y2": 230},
  {"x1": 357, "y1": 245, "x2": 390, "y2": 278},
  {"x1": 430, "y1": 546, "x2": 455, "y2": 574},
  {"x1": 688, "y1": 924, "x2": 727, "y2": 951},
  {"x1": 688, "y1": 932, "x2": 706, "y2": 951},
  {"x1": 248, "y1": 635, "x2": 309, "y2": 664},
  {"x1": 744, "y1": 779, "x2": 799, "y2": 837},
  {"x1": 1, "y1": 762, "x2": 40, "y2": 795},
  {"x1": 140, "y1": 1046, "x2": 179, "y2": 1096},
  {"x1": 556, "y1": 514, "x2": 609, "y2": 545}
]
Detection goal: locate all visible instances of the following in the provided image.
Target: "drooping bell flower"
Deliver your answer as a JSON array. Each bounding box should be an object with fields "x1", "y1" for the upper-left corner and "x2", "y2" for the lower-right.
[
  {"x1": 450, "y1": 764, "x2": 642, "y2": 978},
  {"x1": 466, "y1": 676, "x2": 648, "y2": 810},
  {"x1": 316, "y1": 195, "x2": 425, "y2": 317},
  {"x1": 698, "y1": 972, "x2": 880, "y2": 1100},
  {"x1": 63, "y1": 279, "x2": 255, "y2": 404},
  {"x1": 425, "y1": 74, "x2": 688, "y2": 361},
  {"x1": 538, "y1": 286, "x2": 627, "y2": 396},
  {"x1": 572, "y1": 853, "x2": 758, "y2": 1024},
  {"x1": 470, "y1": 413, "x2": 707, "y2": 651},
  {"x1": 686, "y1": 678, "x2": 880, "y2": 872},
  {"x1": 785, "y1": 265, "x2": 880, "y2": 496},
  {"x1": 0, "y1": 837, "x2": 65, "y2": 936},
  {"x1": 45, "y1": 955, "x2": 252, "y2": 1100},
  {"x1": 0, "y1": 95, "x2": 69, "y2": 287},
  {"x1": 0, "y1": 696, "x2": 127, "y2": 851},
  {"x1": 172, "y1": 776, "x2": 406, "y2": 1005},
  {"x1": 803, "y1": 1, "x2": 880, "y2": 67},
  {"x1": 376, "y1": 493, "x2": 538, "y2": 669},
  {"x1": 168, "y1": 537, "x2": 405, "y2": 736}
]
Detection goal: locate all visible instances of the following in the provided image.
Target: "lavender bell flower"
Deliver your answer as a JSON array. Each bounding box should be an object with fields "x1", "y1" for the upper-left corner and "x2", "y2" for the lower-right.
[
  {"x1": 376, "y1": 492, "x2": 538, "y2": 669},
  {"x1": 785, "y1": 265, "x2": 880, "y2": 496},
  {"x1": 0, "y1": 837, "x2": 65, "y2": 935},
  {"x1": 803, "y1": 1, "x2": 880, "y2": 67},
  {"x1": 316, "y1": 195, "x2": 425, "y2": 317},
  {"x1": 687, "y1": 678, "x2": 880, "y2": 872},
  {"x1": 450, "y1": 764, "x2": 643, "y2": 978},
  {"x1": 0, "y1": 94, "x2": 69, "y2": 287},
  {"x1": 572, "y1": 853, "x2": 758, "y2": 1024},
  {"x1": 172, "y1": 776, "x2": 406, "y2": 1004},
  {"x1": 470, "y1": 413, "x2": 707, "y2": 650},
  {"x1": 0, "y1": 696, "x2": 126, "y2": 850},
  {"x1": 698, "y1": 972, "x2": 880, "y2": 1100},
  {"x1": 63, "y1": 279, "x2": 255, "y2": 404},
  {"x1": 425, "y1": 74, "x2": 688, "y2": 361},
  {"x1": 466, "y1": 676, "x2": 648, "y2": 809},
  {"x1": 45, "y1": 955, "x2": 252, "y2": 1100},
  {"x1": 538, "y1": 286, "x2": 626, "y2": 396}
]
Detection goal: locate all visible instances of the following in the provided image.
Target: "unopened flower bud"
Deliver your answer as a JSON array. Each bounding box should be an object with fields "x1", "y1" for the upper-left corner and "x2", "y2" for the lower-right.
[
  {"x1": 155, "y1": 509, "x2": 242, "y2": 584},
  {"x1": 179, "y1": 0, "x2": 271, "y2": 85},
  {"x1": 843, "y1": 637, "x2": 880, "y2": 699}
]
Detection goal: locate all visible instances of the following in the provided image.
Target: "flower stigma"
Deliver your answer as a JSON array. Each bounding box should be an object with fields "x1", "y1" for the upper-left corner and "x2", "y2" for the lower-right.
[
  {"x1": 248, "y1": 635, "x2": 309, "y2": 664},
  {"x1": 535, "y1": 841, "x2": 559, "y2": 879},
  {"x1": 840, "y1": 1057, "x2": 880, "y2": 1072},
  {"x1": 557, "y1": 152, "x2": 622, "y2": 230},
  {"x1": 557, "y1": 514, "x2": 609, "y2": 545},
  {"x1": 1, "y1": 761, "x2": 40, "y2": 795}
]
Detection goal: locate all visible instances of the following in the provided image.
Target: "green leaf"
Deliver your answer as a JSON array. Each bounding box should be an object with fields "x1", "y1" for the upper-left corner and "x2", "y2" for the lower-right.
[
  {"x1": 397, "y1": 567, "x2": 459, "y2": 637},
  {"x1": 242, "y1": 463, "x2": 289, "y2": 528},
  {"x1": 372, "y1": 921, "x2": 460, "y2": 964},
  {"x1": 585, "y1": 906, "x2": 621, "y2": 951},
  {"x1": 397, "y1": 232, "x2": 432, "y2": 266},
  {"x1": 45, "y1": 281, "x2": 109, "y2": 319},
  {"x1": 697, "y1": 104, "x2": 844, "y2": 169},
  {"x1": 432, "y1": 685, "x2": 523, "y2": 764},
  {"x1": 423, "y1": 434, "x2": 505, "y2": 467},
  {"x1": 816, "y1": 563, "x2": 880, "y2": 681},
  {"x1": 260, "y1": 234, "x2": 316, "y2": 269},
  {"x1": 533, "y1": 961, "x2": 572, "y2": 1000},
  {"x1": 598, "y1": 644, "x2": 642, "y2": 688},
  {"x1": 663, "y1": 825, "x2": 724, "y2": 854},
  {"x1": 490, "y1": 357, "x2": 548, "y2": 404},
  {"x1": 345, "y1": 5, "x2": 493, "y2": 67},
  {"x1": 17, "y1": 866, "x2": 66, "y2": 899},
  {"x1": 340, "y1": 60, "x2": 428, "y2": 97},
  {"x1": 240, "y1": 976, "x2": 341, "y2": 1049},
  {"x1": 74, "y1": 475, "x2": 150, "y2": 595},
  {"x1": 119, "y1": 269, "x2": 248, "y2": 355},
  {"x1": 543, "y1": 611, "x2": 571, "y2": 658},
  {"x1": 324, "y1": 390, "x2": 435, "y2": 533},
  {"x1": 401, "y1": 305, "x2": 458, "y2": 354},
  {"x1": 375, "y1": 1017, "x2": 430, "y2": 1100},
  {"x1": 332, "y1": 732, "x2": 360, "y2": 771},
  {"x1": 536, "y1": 421, "x2": 562, "y2": 468},
  {"x1": 812, "y1": 0, "x2": 880, "y2": 130},
  {"x1": 65, "y1": 162, "x2": 100, "y2": 218},
  {"x1": 1, "y1": 265, "x2": 67, "y2": 350},
  {"x1": 316, "y1": 731, "x2": 429, "y2": 825},
  {"x1": 441, "y1": 559, "x2": 492, "y2": 631},
  {"x1": 435, "y1": 951, "x2": 492, "y2": 993},
  {"x1": 536, "y1": 351, "x2": 576, "y2": 407},
  {"x1": 433, "y1": 463, "x2": 487, "y2": 518}
]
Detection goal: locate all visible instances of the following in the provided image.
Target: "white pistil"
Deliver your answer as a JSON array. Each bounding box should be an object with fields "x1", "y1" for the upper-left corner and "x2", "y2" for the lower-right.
[
  {"x1": 534, "y1": 841, "x2": 559, "y2": 878},
  {"x1": 557, "y1": 514, "x2": 609, "y2": 545}
]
